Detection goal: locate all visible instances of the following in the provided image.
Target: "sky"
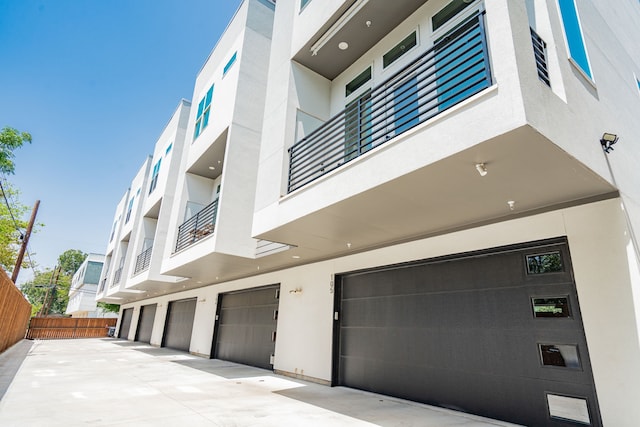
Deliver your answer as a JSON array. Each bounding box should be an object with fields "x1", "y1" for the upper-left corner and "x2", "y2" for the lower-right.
[{"x1": 0, "y1": 0, "x2": 242, "y2": 284}]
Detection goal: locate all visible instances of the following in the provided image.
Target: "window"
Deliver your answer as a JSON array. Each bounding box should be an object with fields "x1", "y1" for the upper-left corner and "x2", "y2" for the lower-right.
[
  {"x1": 383, "y1": 32, "x2": 417, "y2": 68},
  {"x1": 109, "y1": 220, "x2": 118, "y2": 242},
  {"x1": 344, "y1": 91, "x2": 372, "y2": 161},
  {"x1": 532, "y1": 297, "x2": 571, "y2": 318},
  {"x1": 165, "y1": 143, "x2": 173, "y2": 155},
  {"x1": 539, "y1": 344, "x2": 581, "y2": 368},
  {"x1": 149, "y1": 158, "x2": 162, "y2": 194},
  {"x1": 194, "y1": 84, "x2": 214, "y2": 139},
  {"x1": 392, "y1": 76, "x2": 419, "y2": 135},
  {"x1": 432, "y1": 0, "x2": 474, "y2": 31},
  {"x1": 345, "y1": 67, "x2": 371, "y2": 97},
  {"x1": 125, "y1": 197, "x2": 134, "y2": 224},
  {"x1": 526, "y1": 251, "x2": 563, "y2": 274},
  {"x1": 300, "y1": 0, "x2": 311, "y2": 11},
  {"x1": 547, "y1": 394, "x2": 591, "y2": 424},
  {"x1": 557, "y1": 0, "x2": 592, "y2": 79},
  {"x1": 223, "y1": 52, "x2": 237, "y2": 76}
]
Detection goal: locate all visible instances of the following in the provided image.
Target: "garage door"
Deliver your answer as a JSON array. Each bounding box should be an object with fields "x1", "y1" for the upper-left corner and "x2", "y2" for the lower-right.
[
  {"x1": 213, "y1": 285, "x2": 280, "y2": 370},
  {"x1": 162, "y1": 298, "x2": 197, "y2": 352},
  {"x1": 135, "y1": 304, "x2": 157, "y2": 343},
  {"x1": 334, "y1": 238, "x2": 601, "y2": 426},
  {"x1": 118, "y1": 308, "x2": 133, "y2": 339}
]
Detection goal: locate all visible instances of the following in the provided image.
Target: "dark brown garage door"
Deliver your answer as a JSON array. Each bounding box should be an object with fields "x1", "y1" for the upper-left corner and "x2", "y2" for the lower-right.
[
  {"x1": 162, "y1": 298, "x2": 197, "y2": 352},
  {"x1": 135, "y1": 304, "x2": 157, "y2": 343},
  {"x1": 213, "y1": 285, "x2": 280, "y2": 370},
  {"x1": 118, "y1": 308, "x2": 133, "y2": 339},
  {"x1": 334, "y1": 238, "x2": 601, "y2": 426}
]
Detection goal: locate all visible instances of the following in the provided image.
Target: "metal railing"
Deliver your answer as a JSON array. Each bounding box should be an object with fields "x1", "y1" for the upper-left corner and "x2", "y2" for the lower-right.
[
  {"x1": 111, "y1": 268, "x2": 122, "y2": 288},
  {"x1": 175, "y1": 200, "x2": 218, "y2": 252},
  {"x1": 288, "y1": 11, "x2": 491, "y2": 193},
  {"x1": 531, "y1": 27, "x2": 550, "y2": 87},
  {"x1": 134, "y1": 246, "x2": 153, "y2": 275}
]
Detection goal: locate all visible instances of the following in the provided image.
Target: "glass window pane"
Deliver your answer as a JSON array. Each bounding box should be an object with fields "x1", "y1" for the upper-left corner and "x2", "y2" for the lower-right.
[
  {"x1": 203, "y1": 108, "x2": 211, "y2": 129},
  {"x1": 196, "y1": 98, "x2": 205, "y2": 118},
  {"x1": 526, "y1": 251, "x2": 563, "y2": 274},
  {"x1": 557, "y1": 0, "x2": 592, "y2": 79},
  {"x1": 223, "y1": 52, "x2": 237, "y2": 75},
  {"x1": 345, "y1": 67, "x2": 372, "y2": 97},
  {"x1": 205, "y1": 85, "x2": 214, "y2": 107},
  {"x1": 540, "y1": 344, "x2": 581, "y2": 368},
  {"x1": 532, "y1": 297, "x2": 570, "y2": 318},
  {"x1": 194, "y1": 119, "x2": 202, "y2": 139},
  {"x1": 300, "y1": 0, "x2": 311, "y2": 11},
  {"x1": 383, "y1": 32, "x2": 417, "y2": 68},
  {"x1": 432, "y1": 0, "x2": 474, "y2": 32}
]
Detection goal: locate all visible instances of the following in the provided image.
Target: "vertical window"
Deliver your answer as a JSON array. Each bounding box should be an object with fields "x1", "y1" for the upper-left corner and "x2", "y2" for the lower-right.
[
  {"x1": 300, "y1": 0, "x2": 311, "y2": 11},
  {"x1": 344, "y1": 91, "x2": 372, "y2": 161},
  {"x1": 125, "y1": 197, "x2": 134, "y2": 224},
  {"x1": 109, "y1": 219, "x2": 118, "y2": 242},
  {"x1": 194, "y1": 84, "x2": 214, "y2": 139},
  {"x1": 165, "y1": 143, "x2": 173, "y2": 155},
  {"x1": 223, "y1": 52, "x2": 237, "y2": 76},
  {"x1": 393, "y1": 76, "x2": 419, "y2": 135},
  {"x1": 149, "y1": 158, "x2": 162, "y2": 194},
  {"x1": 557, "y1": 0, "x2": 592, "y2": 79}
]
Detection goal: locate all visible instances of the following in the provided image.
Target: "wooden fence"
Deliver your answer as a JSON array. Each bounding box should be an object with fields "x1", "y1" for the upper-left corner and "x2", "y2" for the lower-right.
[
  {"x1": 0, "y1": 268, "x2": 32, "y2": 354},
  {"x1": 26, "y1": 317, "x2": 118, "y2": 340}
]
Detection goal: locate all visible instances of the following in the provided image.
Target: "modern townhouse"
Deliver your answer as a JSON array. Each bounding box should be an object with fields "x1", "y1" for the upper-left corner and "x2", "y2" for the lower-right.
[
  {"x1": 98, "y1": 0, "x2": 640, "y2": 425},
  {"x1": 65, "y1": 253, "x2": 108, "y2": 318}
]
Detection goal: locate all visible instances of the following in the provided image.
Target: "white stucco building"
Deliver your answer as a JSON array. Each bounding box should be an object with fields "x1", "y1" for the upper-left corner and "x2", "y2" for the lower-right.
[
  {"x1": 65, "y1": 253, "x2": 113, "y2": 318},
  {"x1": 97, "y1": 0, "x2": 640, "y2": 425}
]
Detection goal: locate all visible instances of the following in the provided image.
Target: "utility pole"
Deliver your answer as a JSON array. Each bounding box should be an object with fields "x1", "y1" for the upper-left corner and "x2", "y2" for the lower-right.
[
  {"x1": 38, "y1": 266, "x2": 60, "y2": 317},
  {"x1": 12, "y1": 199, "x2": 40, "y2": 284}
]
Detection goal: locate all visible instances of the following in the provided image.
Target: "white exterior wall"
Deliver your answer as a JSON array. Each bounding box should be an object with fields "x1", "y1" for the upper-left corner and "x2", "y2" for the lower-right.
[
  {"x1": 128, "y1": 100, "x2": 191, "y2": 287},
  {"x1": 121, "y1": 198, "x2": 640, "y2": 425},
  {"x1": 253, "y1": 0, "x2": 530, "y2": 234},
  {"x1": 98, "y1": 191, "x2": 129, "y2": 299}
]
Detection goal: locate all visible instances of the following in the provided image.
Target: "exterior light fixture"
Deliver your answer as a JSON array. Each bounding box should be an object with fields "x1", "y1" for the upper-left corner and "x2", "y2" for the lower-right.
[
  {"x1": 475, "y1": 163, "x2": 488, "y2": 177},
  {"x1": 338, "y1": 42, "x2": 349, "y2": 50},
  {"x1": 507, "y1": 200, "x2": 515, "y2": 211},
  {"x1": 600, "y1": 133, "x2": 618, "y2": 153}
]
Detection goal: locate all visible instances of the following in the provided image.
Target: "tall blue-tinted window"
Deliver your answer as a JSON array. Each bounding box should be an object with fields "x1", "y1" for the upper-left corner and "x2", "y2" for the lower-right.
[
  {"x1": 194, "y1": 85, "x2": 214, "y2": 139},
  {"x1": 149, "y1": 158, "x2": 162, "y2": 194},
  {"x1": 636, "y1": 77, "x2": 640, "y2": 93},
  {"x1": 125, "y1": 197, "x2": 134, "y2": 224},
  {"x1": 393, "y1": 77, "x2": 419, "y2": 135},
  {"x1": 223, "y1": 52, "x2": 237, "y2": 76},
  {"x1": 301, "y1": 0, "x2": 311, "y2": 11},
  {"x1": 557, "y1": 0, "x2": 592, "y2": 79}
]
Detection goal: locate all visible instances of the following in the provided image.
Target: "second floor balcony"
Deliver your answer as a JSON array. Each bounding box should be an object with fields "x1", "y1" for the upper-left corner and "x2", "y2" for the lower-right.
[
  {"x1": 134, "y1": 246, "x2": 153, "y2": 275},
  {"x1": 175, "y1": 200, "x2": 218, "y2": 253},
  {"x1": 288, "y1": 12, "x2": 491, "y2": 193}
]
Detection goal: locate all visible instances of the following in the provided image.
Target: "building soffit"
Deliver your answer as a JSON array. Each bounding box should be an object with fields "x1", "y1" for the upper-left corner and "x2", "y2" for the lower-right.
[{"x1": 293, "y1": 0, "x2": 429, "y2": 80}]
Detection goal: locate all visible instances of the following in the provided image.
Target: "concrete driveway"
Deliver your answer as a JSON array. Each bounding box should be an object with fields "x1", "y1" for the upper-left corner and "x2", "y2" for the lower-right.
[{"x1": 0, "y1": 339, "x2": 519, "y2": 426}]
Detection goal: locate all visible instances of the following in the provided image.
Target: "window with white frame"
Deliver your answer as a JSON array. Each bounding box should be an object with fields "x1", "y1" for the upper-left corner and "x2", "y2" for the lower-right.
[
  {"x1": 557, "y1": 0, "x2": 592, "y2": 80},
  {"x1": 149, "y1": 158, "x2": 161, "y2": 194},
  {"x1": 194, "y1": 84, "x2": 214, "y2": 139}
]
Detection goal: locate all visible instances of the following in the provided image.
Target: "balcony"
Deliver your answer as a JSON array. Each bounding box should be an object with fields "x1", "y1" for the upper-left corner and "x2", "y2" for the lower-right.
[
  {"x1": 110, "y1": 268, "x2": 122, "y2": 288},
  {"x1": 175, "y1": 200, "x2": 218, "y2": 253},
  {"x1": 288, "y1": 12, "x2": 491, "y2": 193},
  {"x1": 134, "y1": 246, "x2": 153, "y2": 275}
]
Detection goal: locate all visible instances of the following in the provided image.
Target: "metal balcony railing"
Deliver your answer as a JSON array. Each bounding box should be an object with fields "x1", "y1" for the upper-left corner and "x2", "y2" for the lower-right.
[
  {"x1": 530, "y1": 27, "x2": 550, "y2": 87},
  {"x1": 288, "y1": 11, "x2": 492, "y2": 193},
  {"x1": 110, "y1": 268, "x2": 122, "y2": 288},
  {"x1": 134, "y1": 246, "x2": 153, "y2": 275},
  {"x1": 175, "y1": 199, "x2": 218, "y2": 253}
]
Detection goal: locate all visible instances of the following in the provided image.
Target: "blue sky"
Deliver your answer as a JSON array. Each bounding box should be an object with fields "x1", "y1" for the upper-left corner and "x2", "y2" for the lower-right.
[{"x1": 0, "y1": 0, "x2": 241, "y2": 284}]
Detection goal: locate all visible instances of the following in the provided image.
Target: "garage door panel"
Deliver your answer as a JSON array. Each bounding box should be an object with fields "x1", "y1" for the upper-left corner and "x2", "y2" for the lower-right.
[
  {"x1": 213, "y1": 285, "x2": 279, "y2": 370},
  {"x1": 335, "y1": 239, "x2": 601, "y2": 426},
  {"x1": 136, "y1": 304, "x2": 156, "y2": 343},
  {"x1": 119, "y1": 308, "x2": 133, "y2": 340},
  {"x1": 163, "y1": 298, "x2": 196, "y2": 352}
]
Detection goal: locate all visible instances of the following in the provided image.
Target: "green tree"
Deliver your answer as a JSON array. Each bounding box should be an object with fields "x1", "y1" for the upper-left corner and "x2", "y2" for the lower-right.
[
  {"x1": 20, "y1": 268, "x2": 70, "y2": 316},
  {"x1": 0, "y1": 181, "x2": 31, "y2": 273},
  {"x1": 97, "y1": 302, "x2": 120, "y2": 313},
  {"x1": 0, "y1": 126, "x2": 32, "y2": 175},
  {"x1": 58, "y1": 249, "x2": 87, "y2": 275}
]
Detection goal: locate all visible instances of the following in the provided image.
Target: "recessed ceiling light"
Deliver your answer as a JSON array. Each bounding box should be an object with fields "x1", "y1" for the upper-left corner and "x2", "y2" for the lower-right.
[
  {"x1": 208, "y1": 166, "x2": 215, "y2": 170},
  {"x1": 292, "y1": 255, "x2": 301, "y2": 259},
  {"x1": 338, "y1": 42, "x2": 349, "y2": 50}
]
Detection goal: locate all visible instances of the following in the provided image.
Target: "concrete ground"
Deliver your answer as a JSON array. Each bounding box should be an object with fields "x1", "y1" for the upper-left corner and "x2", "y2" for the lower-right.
[{"x1": 0, "y1": 339, "x2": 520, "y2": 427}]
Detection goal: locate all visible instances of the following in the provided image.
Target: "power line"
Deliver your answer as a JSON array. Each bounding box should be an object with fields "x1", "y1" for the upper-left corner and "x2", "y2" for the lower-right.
[{"x1": 0, "y1": 179, "x2": 24, "y2": 237}]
